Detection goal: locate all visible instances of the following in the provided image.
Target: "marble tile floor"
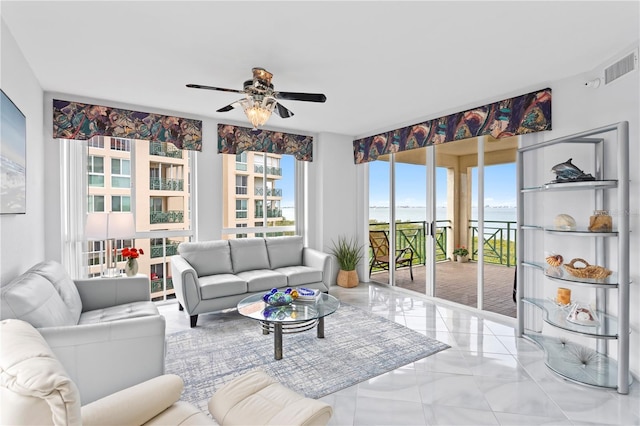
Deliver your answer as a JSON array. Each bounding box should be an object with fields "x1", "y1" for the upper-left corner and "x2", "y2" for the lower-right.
[{"x1": 158, "y1": 283, "x2": 639, "y2": 425}]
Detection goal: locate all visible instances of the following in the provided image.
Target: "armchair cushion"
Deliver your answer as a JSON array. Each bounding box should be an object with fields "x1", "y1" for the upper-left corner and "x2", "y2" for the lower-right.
[
  {"x1": 266, "y1": 236, "x2": 304, "y2": 269},
  {"x1": 28, "y1": 261, "x2": 83, "y2": 323},
  {"x1": 78, "y1": 301, "x2": 159, "y2": 324},
  {"x1": 0, "y1": 319, "x2": 82, "y2": 425},
  {"x1": 229, "y1": 238, "x2": 270, "y2": 273},
  {"x1": 0, "y1": 271, "x2": 77, "y2": 328},
  {"x1": 178, "y1": 240, "x2": 233, "y2": 277}
]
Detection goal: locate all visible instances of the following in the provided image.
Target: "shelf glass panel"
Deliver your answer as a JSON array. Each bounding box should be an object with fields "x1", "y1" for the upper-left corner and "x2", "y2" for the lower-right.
[
  {"x1": 545, "y1": 228, "x2": 618, "y2": 237},
  {"x1": 522, "y1": 261, "x2": 619, "y2": 287},
  {"x1": 520, "y1": 180, "x2": 617, "y2": 193},
  {"x1": 523, "y1": 298, "x2": 618, "y2": 338},
  {"x1": 524, "y1": 332, "x2": 631, "y2": 390}
]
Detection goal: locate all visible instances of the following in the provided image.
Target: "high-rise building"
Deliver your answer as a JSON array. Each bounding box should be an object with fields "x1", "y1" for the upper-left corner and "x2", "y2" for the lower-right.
[
  {"x1": 87, "y1": 137, "x2": 191, "y2": 301},
  {"x1": 221, "y1": 152, "x2": 284, "y2": 237}
]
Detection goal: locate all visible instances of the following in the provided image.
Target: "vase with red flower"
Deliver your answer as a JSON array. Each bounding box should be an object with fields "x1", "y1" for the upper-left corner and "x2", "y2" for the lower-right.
[{"x1": 122, "y1": 247, "x2": 144, "y2": 277}]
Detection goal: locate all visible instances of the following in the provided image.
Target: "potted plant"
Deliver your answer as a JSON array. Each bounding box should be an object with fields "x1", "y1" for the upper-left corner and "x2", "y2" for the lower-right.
[
  {"x1": 453, "y1": 246, "x2": 469, "y2": 263},
  {"x1": 330, "y1": 235, "x2": 363, "y2": 288}
]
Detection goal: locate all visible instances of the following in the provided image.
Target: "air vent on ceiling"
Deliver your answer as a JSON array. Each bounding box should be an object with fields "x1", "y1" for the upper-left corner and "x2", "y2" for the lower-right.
[{"x1": 604, "y1": 49, "x2": 638, "y2": 86}]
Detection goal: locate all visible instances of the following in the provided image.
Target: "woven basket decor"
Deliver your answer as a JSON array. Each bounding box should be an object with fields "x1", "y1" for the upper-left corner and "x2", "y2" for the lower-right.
[{"x1": 563, "y1": 258, "x2": 612, "y2": 279}]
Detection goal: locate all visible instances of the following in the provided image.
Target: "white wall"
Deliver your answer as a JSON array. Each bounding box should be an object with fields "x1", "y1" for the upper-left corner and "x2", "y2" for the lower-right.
[
  {"x1": 0, "y1": 19, "x2": 45, "y2": 283},
  {"x1": 531, "y1": 43, "x2": 640, "y2": 378}
]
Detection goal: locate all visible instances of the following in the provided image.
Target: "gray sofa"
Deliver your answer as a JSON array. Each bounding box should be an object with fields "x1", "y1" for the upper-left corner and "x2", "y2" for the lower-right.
[
  {"x1": 0, "y1": 261, "x2": 166, "y2": 404},
  {"x1": 170, "y1": 236, "x2": 333, "y2": 327}
]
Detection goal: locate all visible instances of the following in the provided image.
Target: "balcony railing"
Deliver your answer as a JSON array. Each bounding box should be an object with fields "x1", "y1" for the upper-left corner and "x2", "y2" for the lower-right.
[
  {"x1": 254, "y1": 165, "x2": 282, "y2": 176},
  {"x1": 149, "y1": 142, "x2": 183, "y2": 159},
  {"x1": 254, "y1": 208, "x2": 282, "y2": 218},
  {"x1": 368, "y1": 221, "x2": 450, "y2": 272},
  {"x1": 254, "y1": 187, "x2": 283, "y2": 197},
  {"x1": 469, "y1": 220, "x2": 516, "y2": 266},
  {"x1": 150, "y1": 242, "x2": 180, "y2": 258},
  {"x1": 151, "y1": 278, "x2": 174, "y2": 294},
  {"x1": 150, "y1": 210, "x2": 184, "y2": 224},
  {"x1": 149, "y1": 177, "x2": 184, "y2": 191}
]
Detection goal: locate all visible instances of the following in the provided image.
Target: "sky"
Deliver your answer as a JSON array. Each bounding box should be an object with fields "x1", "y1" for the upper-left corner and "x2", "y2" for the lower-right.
[
  {"x1": 280, "y1": 154, "x2": 517, "y2": 209},
  {"x1": 369, "y1": 160, "x2": 516, "y2": 208}
]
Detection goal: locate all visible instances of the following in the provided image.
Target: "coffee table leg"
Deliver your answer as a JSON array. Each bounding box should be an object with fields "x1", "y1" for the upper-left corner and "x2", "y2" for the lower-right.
[
  {"x1": 274, "y1": 323, "x2": 283, "y2": 360},
  {"x1": 317, "y1": 317, "x2": 325, "y2": 338}
]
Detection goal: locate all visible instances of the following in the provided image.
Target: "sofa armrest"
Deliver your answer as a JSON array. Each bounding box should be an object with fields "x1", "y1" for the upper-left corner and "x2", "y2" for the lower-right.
[
  {"x1": 303, "y1": 248, "x2": 333, "y2": 289},
  {"x1": 38, "y1": 315, "x2": 166, "y2": 405},
  {"x1": 81, "y1": 374, "x2": 182, "y2": 426},
  {"x1": 170, "y1": 255, "x2": 201, "y2": 313},
  {"x1": 74, "y1": 275, "x2": 150, "y2": 312}
]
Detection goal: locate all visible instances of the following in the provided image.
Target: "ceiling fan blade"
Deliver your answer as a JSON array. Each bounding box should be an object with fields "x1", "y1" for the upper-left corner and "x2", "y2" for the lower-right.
[
  {"x1": 186, "y1": 84, "x2": 244, "y2": 94},
  {"x1": 216, "y1": 100, "x2": 242, "y2": 113},
  {"x1": 274, "y1": 91, "x2": 327, "y2": 103},
  {"x1": 274, "y1": 102, "x2": 295, "y2": 119}
]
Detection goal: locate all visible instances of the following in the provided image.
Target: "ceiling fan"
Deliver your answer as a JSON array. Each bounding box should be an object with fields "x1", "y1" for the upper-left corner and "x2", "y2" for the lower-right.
[{"x1": 187, "y1": 67, "x2": 326, "y2": 129}]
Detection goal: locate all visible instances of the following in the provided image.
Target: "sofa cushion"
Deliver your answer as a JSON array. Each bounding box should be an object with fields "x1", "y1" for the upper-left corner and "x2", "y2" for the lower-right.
[
  {"x1": 198, "y1": 274, "x2": 247, "y2": 300},
  {"x1": 78, "y1": 301, "x2": 159, "y2": 324},
  {"x1": 28, "y1": 261, "x2": 83, "y2": 324},
  {"x1": 229, "y1": 239, "x2": 270, "y2": 273},
  {"x1": 265, "y1": 236, "x2": 303, "y2": 269},
  {"x1": 178, "y1": 240, "x2": 233, "y2": 277},
  {"x1": 274, "y1": 266, "x2": 323, "y2": 287},
  {"x1": 0, "y1": 272, "x2": 77, "y2": 327},
  {"x1": 236, "y1": 270, "x2": 287, "y2": 293}
]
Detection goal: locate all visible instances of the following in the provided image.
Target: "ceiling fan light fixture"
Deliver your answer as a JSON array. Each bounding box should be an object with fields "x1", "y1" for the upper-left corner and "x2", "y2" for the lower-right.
[{"x1": 241, "y1": 96, "x2": 277, "y2": 129}]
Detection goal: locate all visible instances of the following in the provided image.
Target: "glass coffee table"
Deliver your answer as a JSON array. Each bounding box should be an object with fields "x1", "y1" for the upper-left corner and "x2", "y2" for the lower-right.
[{"x1": 237, "y1": 292, "x2": 340, "y2": 360}]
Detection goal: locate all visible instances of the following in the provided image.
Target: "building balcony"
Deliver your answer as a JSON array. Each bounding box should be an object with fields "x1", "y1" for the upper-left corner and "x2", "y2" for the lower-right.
[
  {"x1": 151, "y1": 278, "x2": 174, "y2": 294},
  {"x1": 149, "y1": 177, "x2": 184, "y2": 191},
  {"x1": 254, "y1": 208, "x2": 282, "y2": 218},
  {"x1": 150, "y1": 242, "x2": 180, "y2": 258},
  {"x1": 149, "y1": 142, "x2": 183, "y2": 159},
  {"x1": 254, "y1": 187, "x2": 282, "y2": 197},
  {"x1": 254, "y1": 165, "x2": 282, "y2": 176},
  {"x1": 150, "y1": 210, "x2": 184, "y2": 224}
]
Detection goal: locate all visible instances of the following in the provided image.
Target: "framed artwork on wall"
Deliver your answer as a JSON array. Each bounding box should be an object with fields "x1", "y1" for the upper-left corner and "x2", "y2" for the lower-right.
[{"x1": 1, "y1": 90, "x2": 27, "y2": 214}]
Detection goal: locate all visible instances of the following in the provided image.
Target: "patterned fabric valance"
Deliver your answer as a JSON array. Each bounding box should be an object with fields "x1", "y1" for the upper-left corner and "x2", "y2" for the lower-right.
[
  {"x1": 53, "y1": 99, "x2": 202, "y2": 151},
  {"x1": 353, "y1": 88, "x2": 551, "y2": 164},
  {"x1": 218, "y1": 124, "x2": 313, "y2": 162}
]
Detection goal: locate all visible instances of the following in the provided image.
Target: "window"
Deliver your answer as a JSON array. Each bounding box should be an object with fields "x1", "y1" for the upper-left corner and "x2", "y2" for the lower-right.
[
  {"x1": 75, "y1": 136, "x2": 193, "y2": 303},
  {"x1": 235, "y1": 152, "x2": 247, "y2": 171},
  {"x1": 88, "y1": 156, "x2": 104, "y2": 187},
  {"x1": 111, "y1": 195, "x2": 130, "y2": 212},
  {"x1": 111, "y1": 138, "x2": 131, "y2": 151},
  {"x1": 111, "y1": 158, "x2": 131, "y2": 188},
  {"x1": 236, "y1": 175, "x2": 248, "y2": 195},
  {"x1": 88, "y1": 195, "x2": 104, "y2": 212},
  {"x1": 223, "y1": 151, "x2": 299, "y2": 238},
  {"x1": 236, "y1": 223, "x2": 247, "y2": 238},
  {"x1": 236, "y1": 199, "x2": 247, "y2": 219}
]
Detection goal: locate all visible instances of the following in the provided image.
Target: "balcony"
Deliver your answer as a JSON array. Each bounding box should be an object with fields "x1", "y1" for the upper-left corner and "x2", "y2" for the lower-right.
[
  {"x1": 151, "y1": 277, "x2": 174, "y2": 294},
  {"x1": 149, "y1": 177, "x2": 184, "y2": 191},
  {"x1": 254, "y1": 187, "x2": 283, "y2": 197},
  {"x1": 254, "y1": 208, "x2": 282, "y2": 218},
  {"x1": 149, "y1": 142, "x2": 183, "y2": 159},
  {"x1": 150, "y1": 210, "x2": 184, "y2": 224},
  {"x1": 150, "y1": 242, "x2": 180, "y2": 258},
  {"x1": 254, "y1": 165, "x2": 282, "y2": 176}
]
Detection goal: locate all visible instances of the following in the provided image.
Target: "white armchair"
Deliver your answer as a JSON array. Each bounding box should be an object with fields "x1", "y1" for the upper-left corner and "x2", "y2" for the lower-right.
[
  {"x1": 0, "y1": 319, "x2": 214, "y2": 425},
  {"x1": 0, "y1": 261, "x2": 165, "y2": 403}
]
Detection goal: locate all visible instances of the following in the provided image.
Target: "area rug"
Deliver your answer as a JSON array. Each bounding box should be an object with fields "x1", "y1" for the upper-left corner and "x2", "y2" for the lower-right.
[{"x1": 165, "y1": 303, "x2": 449, "y2": 411}]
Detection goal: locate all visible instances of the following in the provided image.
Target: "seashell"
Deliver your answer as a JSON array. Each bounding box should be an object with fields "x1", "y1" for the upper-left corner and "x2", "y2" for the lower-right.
[
  {"x1": 554, "y1": 214, "x2": 576, "y2": 230},
  {"x1": 546, "y1": 254, "x2": 563, "y2": 267}
]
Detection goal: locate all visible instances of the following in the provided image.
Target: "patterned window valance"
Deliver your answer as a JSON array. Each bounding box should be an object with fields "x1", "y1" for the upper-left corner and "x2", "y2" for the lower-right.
[
  {"x1": 53, "y1": 99, "x2": 202, "y2": 151},
  {"x1": 218, "y1": 124, "x2": 313, "y2": 161},
  {"x1": 353, "y1": 88, "x2": 551, "y2": 164}
]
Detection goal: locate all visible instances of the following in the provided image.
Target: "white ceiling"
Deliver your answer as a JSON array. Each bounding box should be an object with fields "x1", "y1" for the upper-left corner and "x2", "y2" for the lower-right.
[{"x1": 2, "y1": 1, "x2": 638, "y2": 138}]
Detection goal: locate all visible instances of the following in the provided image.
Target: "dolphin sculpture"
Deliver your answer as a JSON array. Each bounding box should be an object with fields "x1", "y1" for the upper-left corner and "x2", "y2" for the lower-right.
[{"x1": 551, "y1": 158, "x2": 595, "y2": 182}]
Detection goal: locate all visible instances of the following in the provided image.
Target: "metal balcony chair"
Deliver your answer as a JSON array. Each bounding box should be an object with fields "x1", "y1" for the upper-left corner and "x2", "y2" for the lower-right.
[{"x1": 369, "y1": 230, "x2": 414, "y2": 280}]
